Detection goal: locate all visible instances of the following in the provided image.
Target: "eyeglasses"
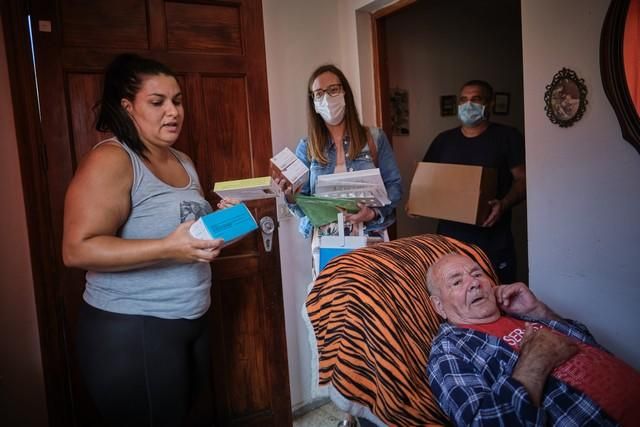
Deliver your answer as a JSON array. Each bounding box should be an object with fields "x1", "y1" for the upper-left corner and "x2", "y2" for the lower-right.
[{"x1": 310, "y1": 84, "x2": 343, "y2": 101}]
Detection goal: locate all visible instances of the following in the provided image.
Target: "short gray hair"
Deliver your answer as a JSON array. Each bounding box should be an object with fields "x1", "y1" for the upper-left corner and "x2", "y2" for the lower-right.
[
  {"x1": 426, "y1": 264, "x2": 438, "y2": 296},
  {"x1": 427, "y1": 253, "x2": 459, "y2": 296}
]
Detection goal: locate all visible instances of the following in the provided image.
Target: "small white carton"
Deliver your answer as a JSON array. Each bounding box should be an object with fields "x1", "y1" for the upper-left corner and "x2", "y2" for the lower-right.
[{"x1": 270, "y1": 147, "x2": 309, "y2": 193}]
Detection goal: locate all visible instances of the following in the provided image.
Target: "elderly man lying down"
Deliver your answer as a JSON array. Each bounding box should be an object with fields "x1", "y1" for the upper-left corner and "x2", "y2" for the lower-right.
[{"x1": 426, "y1": 253, "x2": 639, "y2": 426}]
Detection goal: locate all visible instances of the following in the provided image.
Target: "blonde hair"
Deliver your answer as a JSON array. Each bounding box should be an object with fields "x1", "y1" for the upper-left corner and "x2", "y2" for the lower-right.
[{"x1": 306, "y1": 64, "x2": 368, "y2": 165}]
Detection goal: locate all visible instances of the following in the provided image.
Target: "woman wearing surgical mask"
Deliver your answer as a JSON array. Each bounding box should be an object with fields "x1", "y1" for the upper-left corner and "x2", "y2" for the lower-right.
[{"x1": 274, "y1": 64, "x2": 402, "y2": 279}]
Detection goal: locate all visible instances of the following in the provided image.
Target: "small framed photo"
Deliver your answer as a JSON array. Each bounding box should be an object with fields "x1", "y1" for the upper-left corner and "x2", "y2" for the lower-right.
[
  {"x1": 493, "y1": 92, "x2": 510, "y2": 115},
  {"x1": 544, "y1": 68, "x2": 588, "y2": 127},
  {"x1": 390, "y1": 88, "x2": 410, "y2": 135},
  {"x1": 440, "y1": 95, "x2": 457, "y2": 116}
]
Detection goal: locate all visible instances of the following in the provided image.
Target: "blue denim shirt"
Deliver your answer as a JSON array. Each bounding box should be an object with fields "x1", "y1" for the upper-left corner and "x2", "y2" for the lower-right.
[{"x1": 288, "y1": 127, "x2": 402, "y2": 238}]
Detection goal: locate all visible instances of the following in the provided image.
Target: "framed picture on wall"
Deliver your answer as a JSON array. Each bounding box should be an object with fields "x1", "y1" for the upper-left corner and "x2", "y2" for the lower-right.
[
  {"x1": 390, "y1": 88, "x2": 410, "y2": 135},
  {"x1": 493, "y1": 92, "x2": 510, "y2": 115},
  {"x1": 440, "y1": 95, "x2": 457, "y2": 116},
  {"x1": 544, "y1": 68, "x2": 588, "y2": 128}
]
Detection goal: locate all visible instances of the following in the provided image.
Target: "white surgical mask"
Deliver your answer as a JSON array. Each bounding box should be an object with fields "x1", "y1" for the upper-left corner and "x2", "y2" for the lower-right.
[{"x1": 314, "y1": 93, "x2": 346, "y2": 126}]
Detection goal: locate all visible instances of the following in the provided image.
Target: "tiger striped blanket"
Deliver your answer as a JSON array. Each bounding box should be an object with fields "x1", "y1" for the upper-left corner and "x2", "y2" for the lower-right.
[{"x1": 305, "y1": 234, "x2": 498, "y2": 426}]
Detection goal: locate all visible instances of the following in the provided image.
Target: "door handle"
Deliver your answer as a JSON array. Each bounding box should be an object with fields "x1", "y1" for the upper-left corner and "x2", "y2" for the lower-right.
[{"x1": 259, "y1": 216, "x2": 275, "y2": 252}]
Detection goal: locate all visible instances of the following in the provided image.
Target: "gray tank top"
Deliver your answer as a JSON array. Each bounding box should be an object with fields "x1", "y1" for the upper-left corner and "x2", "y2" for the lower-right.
[{"x1": 84, "y1": 139, "x2": 213, "y2": 319}]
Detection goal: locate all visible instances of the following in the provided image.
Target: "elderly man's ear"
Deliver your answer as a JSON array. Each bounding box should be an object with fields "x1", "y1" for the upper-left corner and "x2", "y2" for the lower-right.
[{"x1": 430, "y1": 295, "x2": 447, "y2": 319}]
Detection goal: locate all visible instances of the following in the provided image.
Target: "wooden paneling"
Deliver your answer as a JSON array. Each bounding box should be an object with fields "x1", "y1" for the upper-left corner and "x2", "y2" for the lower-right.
[
  {"x1": 166, "y1": 2, "x2": 242, "y2": 54},
  {"x1": 221, "y1": 274, "x2": 270, "y2": 414},
  {"x1": 209, "y1": 199, "x2": 288, "y2": 426},
  {"x1": 202, "y1": 76, "x2": 252, "y2": 182},
  {"x1": 61, "y1": 0, "x2": 148, "y2": 49},
  {"x1": 66, "y1": 73, "x2": 110, "y2": 165},
  {"x1": 61, "y1": 50, "x2": 248, "y2": 74},
  {"x1": 171, "y1": 74, "x2": 195, "y2": 161}
]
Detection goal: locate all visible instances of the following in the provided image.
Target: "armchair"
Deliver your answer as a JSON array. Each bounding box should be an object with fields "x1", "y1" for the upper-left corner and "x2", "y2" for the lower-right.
[{"x1": 305, "y1": 234, "x2": 499, "y2": 426}]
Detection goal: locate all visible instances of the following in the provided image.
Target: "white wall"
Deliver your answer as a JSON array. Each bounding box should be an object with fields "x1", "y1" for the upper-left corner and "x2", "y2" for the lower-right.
[
  {"x1": 262, "y1": 0, "x2": 341, "y2": 410},
  {"x1": 0, "y1": 17, "x2": 49, "y2": 427},
  {"x1": 522, "y1": 0, "x2": 640, "y2": 369},
  {"x1": 262, "y1": 0, "x2": 402, "y2": 409},
  {"x1": 383, "y1": 0, "x2": 528, "y2": 282}
]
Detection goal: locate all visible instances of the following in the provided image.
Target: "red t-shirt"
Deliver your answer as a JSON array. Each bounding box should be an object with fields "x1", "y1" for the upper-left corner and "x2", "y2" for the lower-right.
[{"x1": 462, "y1": 316, "x2": 640, "y2": 425}]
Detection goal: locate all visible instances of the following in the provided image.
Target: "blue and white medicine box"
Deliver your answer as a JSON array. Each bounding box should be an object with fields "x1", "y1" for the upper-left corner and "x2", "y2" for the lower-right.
[
  {"x1": 319, "y1": 244, "x2": 364, "y2": 271},
  {"x1": 189, "y1": 203, "x2": 258, "y2": 246},
  {"x1": 317, "y1": 213, "x2": 367, "y2": 271}
]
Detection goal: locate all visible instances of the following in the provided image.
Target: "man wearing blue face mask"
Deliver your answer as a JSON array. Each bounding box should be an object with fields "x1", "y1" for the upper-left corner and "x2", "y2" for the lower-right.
[{"x1": 422, "y1": 80, "x2": 526, "y2": 284}]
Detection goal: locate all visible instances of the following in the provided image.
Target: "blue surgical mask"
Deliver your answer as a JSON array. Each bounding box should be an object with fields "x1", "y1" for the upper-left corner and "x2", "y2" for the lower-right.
[{"x1": 457, "y1": 101, "x2": 486, "y2": 127}]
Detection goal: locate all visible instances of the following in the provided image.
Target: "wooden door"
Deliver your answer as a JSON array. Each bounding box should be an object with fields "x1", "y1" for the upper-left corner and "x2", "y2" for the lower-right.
[{"x1": 8, "y1": 0, "x2": 291, "y2": 425}]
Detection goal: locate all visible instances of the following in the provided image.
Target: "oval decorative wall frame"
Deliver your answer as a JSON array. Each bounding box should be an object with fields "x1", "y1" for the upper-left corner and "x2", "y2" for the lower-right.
[{"x1": 544, "y1": 68, "x2": 588, "y2": 128}]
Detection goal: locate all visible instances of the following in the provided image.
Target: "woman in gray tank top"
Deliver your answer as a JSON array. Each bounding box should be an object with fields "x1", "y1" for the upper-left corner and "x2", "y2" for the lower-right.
[{"x1": 62, "y1": 54, "x2": 233, "y2": 427}]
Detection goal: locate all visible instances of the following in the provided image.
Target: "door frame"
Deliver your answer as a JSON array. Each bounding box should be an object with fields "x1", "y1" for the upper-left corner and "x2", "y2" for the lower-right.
[
  {"x1": 369, "y1": 0, "x2": 416, "y2": 241},
  {"x1": 370, "y1": 0, "x2": 417, "y2": 141},
  {"x1": 1, "y1": 0, "x2": 65, "y2": 424},
  {"x1": 370, "y1": 0, "x2": 529, "y2": 281}
]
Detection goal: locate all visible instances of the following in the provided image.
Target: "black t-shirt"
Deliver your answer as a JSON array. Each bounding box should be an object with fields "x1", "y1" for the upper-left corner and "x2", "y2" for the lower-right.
[{"x1": 422, "y1": 123, "x2": 525, "y2": 259}]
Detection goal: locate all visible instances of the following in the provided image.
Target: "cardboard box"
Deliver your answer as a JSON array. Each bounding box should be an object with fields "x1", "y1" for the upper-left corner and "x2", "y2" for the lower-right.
[
  {"x1": 407, "y1": 162, "x2": 497, "y2": 225},
  {"x1": 270, "y1": 147, "x2": 309, "y2": 193}
]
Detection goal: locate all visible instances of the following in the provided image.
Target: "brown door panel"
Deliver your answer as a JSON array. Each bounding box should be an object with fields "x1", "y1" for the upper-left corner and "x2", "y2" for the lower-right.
[
  {"x1": 211, "y1": 200, "x2": 289, "y2": 426},
  {"x1": 60, "y1": 0, "x2": 149, "y2": 50},
  {"x1": 165, "y1": 1, "x2": 243, "y2": 54},
  {"x1": 201, "y1": 75, "x2": 254, "y2": 183}
]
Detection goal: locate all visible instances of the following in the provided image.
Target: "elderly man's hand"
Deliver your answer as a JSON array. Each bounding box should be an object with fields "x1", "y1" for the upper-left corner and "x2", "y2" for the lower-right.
[
  {"x1": 495, "y1": 283, "x2": 561, "y2": 321},
  {"x1": 512, "y1": 324, "x2": 579, "y2": 406},
  {"x1": 519, "y1": 324, "x2": 579, "y2": 366}
]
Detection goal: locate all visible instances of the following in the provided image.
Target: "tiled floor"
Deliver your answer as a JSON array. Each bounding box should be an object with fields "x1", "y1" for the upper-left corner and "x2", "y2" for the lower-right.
[{"x1": 293, "y1": 402, "x2": 352, "y2": 427}]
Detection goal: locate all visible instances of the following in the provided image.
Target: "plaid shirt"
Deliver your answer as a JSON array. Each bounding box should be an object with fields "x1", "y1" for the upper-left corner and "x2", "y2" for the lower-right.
[{"x1": 427, "y1": 316, "x2": 619, "y2": 426}]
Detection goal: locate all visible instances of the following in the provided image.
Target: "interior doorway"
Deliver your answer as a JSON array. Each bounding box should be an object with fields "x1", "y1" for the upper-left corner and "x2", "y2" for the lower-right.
[{"x1": 371, "y1": 0, "x2": 528, "y2": 282}]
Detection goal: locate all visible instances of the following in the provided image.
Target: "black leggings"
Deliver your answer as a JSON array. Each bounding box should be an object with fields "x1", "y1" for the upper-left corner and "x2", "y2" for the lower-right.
[{"x1": 77, "y1": 301, "x2": 213, "y2": 427}]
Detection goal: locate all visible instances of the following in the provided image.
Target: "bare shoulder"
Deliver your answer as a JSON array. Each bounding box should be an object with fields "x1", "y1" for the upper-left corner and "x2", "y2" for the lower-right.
[
  {"x1": 82, "y1": 142, "x2": 131, "y2": 170},
  {"x1": 64, "y1": 142, "x2": 134, "y2": 220},
  {"x1": 73, "y1": 142, "x2": 133, "y2": 186},
  {"x1": 64, "y1": 141, "x2": 133, "y2": 233}
]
